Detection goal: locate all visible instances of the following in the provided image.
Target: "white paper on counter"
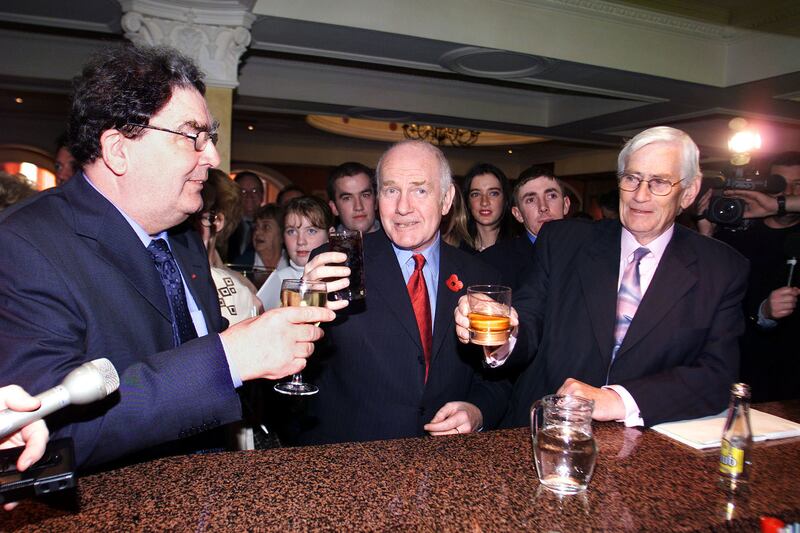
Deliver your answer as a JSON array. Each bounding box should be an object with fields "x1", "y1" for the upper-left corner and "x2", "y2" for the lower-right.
[{"x1": 652, "y1": 409, "x2": 800, "y2": 449}]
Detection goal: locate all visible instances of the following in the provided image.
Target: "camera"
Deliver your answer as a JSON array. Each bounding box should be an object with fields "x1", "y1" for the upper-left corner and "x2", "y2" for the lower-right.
[{"x1": 702, "y1": 168, "x2": 786, "y2": 227}]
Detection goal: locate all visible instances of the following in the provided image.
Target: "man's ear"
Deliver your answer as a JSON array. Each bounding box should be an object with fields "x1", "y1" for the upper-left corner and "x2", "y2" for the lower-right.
[
  {"x1": 441, "y1": 183, "x2": 455, "y2": 216},
  {"x1": 328, "y1": 200, "x2": 340, "y2": 217},
  {"x1": 99, "y1": 129, "x2": 128, "y2": 176},
  {"x1": 562, "y1": 196, "x2": 571, "y2": 216},
  {"x1": 511, "y1": 206, "x2": 524, "y2": 224},
  {"x1": 680, "y1": 176, "x2": 702, "y2": 210}
]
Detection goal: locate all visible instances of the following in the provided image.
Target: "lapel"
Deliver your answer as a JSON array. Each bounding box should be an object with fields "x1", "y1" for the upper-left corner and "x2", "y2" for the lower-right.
[
  {"x1": 66, "y1": 175, "x2": 171, "y2": 321},
  {"x1": 366, "y1": 231, "x2": 423, "y2": 353},
  {"x1": 431, "y1": 243, "x2": 460, "y2": 361},
  {"x1": 615, "y1": 225, "x2": 697, "y2": 359},
  {"x1": 576, "y1": 221, "x2": 621, "y2": 363}
]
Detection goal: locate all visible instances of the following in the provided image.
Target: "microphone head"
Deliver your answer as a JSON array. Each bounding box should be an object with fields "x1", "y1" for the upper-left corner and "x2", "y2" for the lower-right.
[
  {"x1": 61, "y1": 358, "x2": 120, "y2": 405},
  {"x1": 89, "y1": 358, "x2": 120, "y2": 396},
  {"x1": 766, "y1": 174, "x2": 787, "y2": 194}
]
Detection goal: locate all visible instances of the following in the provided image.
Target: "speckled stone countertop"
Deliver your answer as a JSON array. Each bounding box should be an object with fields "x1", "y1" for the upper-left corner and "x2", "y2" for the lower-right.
[{"x1": 3, "y1": 402, "x2": 800, "y2": 532}]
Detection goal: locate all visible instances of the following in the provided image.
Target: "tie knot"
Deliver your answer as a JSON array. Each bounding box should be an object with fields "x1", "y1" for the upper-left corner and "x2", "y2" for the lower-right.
[
  {"x1": 632, "y1": 247, "x2": 650, "y2": 263},
  {"x1": 412, "y1": 254, "x2": 426, "y2": 272},
  {"x1": 148, "y1": 238, "x2": 171, "y2": 263}
]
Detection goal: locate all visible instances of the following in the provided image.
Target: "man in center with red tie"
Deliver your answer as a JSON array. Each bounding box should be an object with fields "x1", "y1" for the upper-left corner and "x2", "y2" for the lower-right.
[{"x1": 296, "y1": 140, "x2": 510, "y2": 445}]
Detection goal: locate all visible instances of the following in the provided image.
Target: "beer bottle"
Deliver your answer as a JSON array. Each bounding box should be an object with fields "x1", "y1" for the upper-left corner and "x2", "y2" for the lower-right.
[{"x1": 719, "y1": 383, "x2": 753, "y2": 490}]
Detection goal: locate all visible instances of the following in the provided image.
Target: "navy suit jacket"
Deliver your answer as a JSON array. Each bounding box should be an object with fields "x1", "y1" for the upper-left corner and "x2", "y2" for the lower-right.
[
  {"x1": 296, "y1": 230, "x2": 511, "y2": 445},
  {"x1": 504, "y1": 219, "x2": 748, "y2": 428},
  {"x1": 0, "y1": 175, "x2": 242, "y2": 468}
]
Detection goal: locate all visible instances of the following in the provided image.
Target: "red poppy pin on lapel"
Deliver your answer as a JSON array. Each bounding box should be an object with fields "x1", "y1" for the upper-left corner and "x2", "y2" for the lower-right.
[{"x1": 446, "y1": 274, "x2": 463, "y2": 292}]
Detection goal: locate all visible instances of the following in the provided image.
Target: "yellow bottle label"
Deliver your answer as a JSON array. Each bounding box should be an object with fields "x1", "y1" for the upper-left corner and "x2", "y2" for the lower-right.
[{"x1": 719, "y1": 439, "x2": 744, "y2": 475}]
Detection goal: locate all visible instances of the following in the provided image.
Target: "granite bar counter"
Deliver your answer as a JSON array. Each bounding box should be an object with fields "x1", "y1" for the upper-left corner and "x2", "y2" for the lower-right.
[{"x1": 3, "y1": 402, "x2": 800, "y2": 532}]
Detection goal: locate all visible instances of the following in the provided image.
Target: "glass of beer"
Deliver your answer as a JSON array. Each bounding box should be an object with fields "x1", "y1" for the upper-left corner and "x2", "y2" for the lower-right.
[
  {"x1": 327, "y1": 229, "x2": 366, "y2": 301},
  {"x1": 467, "y1": 285, "x2": 512, "y2": 346},
  {"x1": 273, "y1": 279, "x2": 327, "y2": 396}
]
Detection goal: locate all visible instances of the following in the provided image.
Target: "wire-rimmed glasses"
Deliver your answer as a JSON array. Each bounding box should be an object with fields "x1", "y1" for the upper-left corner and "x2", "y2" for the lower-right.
[
  {"x1": 618, "y1": 174, "x2": 681, "y2": 196},
  {"x1": 124, "y1": 123, "x2": 219, "y2": 151}
]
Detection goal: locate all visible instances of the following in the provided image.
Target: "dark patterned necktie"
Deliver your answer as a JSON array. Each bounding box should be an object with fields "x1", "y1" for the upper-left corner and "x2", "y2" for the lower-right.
[
  {"x1": 148, "y1": 238, "x2": 198, "y2": 346},
  {"x1": 407, "y1": 254, "x2": 432, "y2": 384}
]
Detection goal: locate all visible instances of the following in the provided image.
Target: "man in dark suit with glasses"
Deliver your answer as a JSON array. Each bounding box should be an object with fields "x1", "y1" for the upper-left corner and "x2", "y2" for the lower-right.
[
  {"x1": 456, "y1": 126, "x2": 748, "y2": 428},
  {"x1": 0, "y1": 44, "x2": 334, "y2": 469}
]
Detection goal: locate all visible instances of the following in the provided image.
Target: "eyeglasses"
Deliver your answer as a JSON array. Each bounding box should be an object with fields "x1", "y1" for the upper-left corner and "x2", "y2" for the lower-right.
[
  {"x1": 125, "y1": 123, "x2": 218, "y2": 152},
  {"x1": 618, "y1": 174, "x2": 682, "y2": 196}
]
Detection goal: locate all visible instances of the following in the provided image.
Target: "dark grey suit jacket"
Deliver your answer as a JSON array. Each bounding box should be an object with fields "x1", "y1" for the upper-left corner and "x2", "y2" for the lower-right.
[{"x1": 504, "y1": 219, "x2": 748, "y2": 428}]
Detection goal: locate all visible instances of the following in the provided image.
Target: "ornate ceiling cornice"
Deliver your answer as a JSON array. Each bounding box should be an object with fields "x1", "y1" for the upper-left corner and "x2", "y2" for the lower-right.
[{"x1": 503, "y1": 0, "x2": 736, "y2": 39}]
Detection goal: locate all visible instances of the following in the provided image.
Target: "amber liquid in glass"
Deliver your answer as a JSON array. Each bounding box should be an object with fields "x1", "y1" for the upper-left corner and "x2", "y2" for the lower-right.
[
  {"x1": 281, "y1": 288, "x2": 327, "y2": 308},
  {"x1": 468, "y1": 312, "x2": 511, "y2": 346}
]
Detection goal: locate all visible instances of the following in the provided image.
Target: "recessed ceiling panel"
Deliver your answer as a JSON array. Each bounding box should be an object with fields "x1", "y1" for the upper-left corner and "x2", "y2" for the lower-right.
[{"x1": 439, "y1": 47, "x2": 555, "y2": 79}]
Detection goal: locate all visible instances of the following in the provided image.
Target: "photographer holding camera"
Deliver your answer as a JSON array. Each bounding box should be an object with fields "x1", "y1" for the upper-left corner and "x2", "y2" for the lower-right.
[
  {"x1": 725, "y1": 189, "x2": 800, "y2": 218},
  {"x1": 699, "y1": 152, "x2": 800, "y2": 402}
]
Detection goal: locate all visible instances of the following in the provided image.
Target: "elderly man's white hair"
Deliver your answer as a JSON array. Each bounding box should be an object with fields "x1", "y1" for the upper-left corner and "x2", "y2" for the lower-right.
[
  {"x1": 617, "y1": 126, "x2": 701, "y2": 189},
  {"x1": 375, "y1": 140, "x2": 453, "y2": 204}
]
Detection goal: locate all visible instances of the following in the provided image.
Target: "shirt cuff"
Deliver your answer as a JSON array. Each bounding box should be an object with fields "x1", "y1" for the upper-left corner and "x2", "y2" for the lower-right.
[
  {"x1": 483, "y1": 332, "x2": 517, "y2": 368},
  {"x1": 756, "y1": 299, "x2": 778, "y2": 329},
  {"x1": 216, "y1": 333, "x2": 243, "y2": 388},
  {"x1": 603, "y1": 385, "x2": 644, "y2": 427}
]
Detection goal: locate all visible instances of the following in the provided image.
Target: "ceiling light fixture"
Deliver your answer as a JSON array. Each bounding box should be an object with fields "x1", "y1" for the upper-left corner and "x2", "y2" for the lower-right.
[{"x1": 402, "y1": 124, "x2": 480, "y2": 147}]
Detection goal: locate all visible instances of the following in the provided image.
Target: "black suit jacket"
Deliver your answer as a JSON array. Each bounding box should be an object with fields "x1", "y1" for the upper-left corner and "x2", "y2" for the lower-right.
[
  {"x1": 504, "y1": 219, "x2": 748, "y2": 427},
  {"x1": 226, "y1": 218, "x2": 253, "y2": 263},
  {"x1": 0, "y1": 175, "x2": 242, "y2": 468},
  {"x1": 480, "y1": 235, "x2": 536, "y2": 291},
  {"x1": 297, "y1": 230, "x2": 510, "y2": 445}
]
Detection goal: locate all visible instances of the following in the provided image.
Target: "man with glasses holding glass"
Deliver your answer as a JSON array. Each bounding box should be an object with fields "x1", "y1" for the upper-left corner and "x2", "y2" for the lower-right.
[
  {"x1": 456, "y1": 126, "x2": 749, "y2": 428},
  {"x1": 0, "y1": 45, "x2": 334, "y2": 469}
]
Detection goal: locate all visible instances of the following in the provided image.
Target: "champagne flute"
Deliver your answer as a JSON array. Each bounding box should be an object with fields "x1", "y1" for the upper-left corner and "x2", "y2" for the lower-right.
[{"x1": 273, "y1": 279, "x2": 326, "y2": 396}]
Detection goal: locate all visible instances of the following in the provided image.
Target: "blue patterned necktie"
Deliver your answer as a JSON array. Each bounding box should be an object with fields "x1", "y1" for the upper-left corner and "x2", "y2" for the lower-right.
[
  {"x1": 612, "y1": 247, "x2": 650, "y2": 362},
  {"x1": 147, "y1": 238, "x2": 198, "y2": 346}
]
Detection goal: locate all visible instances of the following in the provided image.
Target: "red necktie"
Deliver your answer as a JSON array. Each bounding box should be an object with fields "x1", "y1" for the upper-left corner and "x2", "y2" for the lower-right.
[{"x1": 407, "y1": 254, "x2": 432, "y2": 384}]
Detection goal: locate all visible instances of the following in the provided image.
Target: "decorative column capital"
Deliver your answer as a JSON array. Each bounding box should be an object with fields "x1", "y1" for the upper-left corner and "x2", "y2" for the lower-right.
[{"x1": 119, "y1": 0, "x2": 255, "y2": 88}]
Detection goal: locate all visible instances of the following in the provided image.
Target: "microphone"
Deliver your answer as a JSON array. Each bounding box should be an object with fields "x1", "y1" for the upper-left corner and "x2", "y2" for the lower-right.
[
  {"x1": 785, "y1": 234, "x2": 800, "y2": 287},
  {"x1": 0, "y1": 358, "x2": 119, "y2": 438}
]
